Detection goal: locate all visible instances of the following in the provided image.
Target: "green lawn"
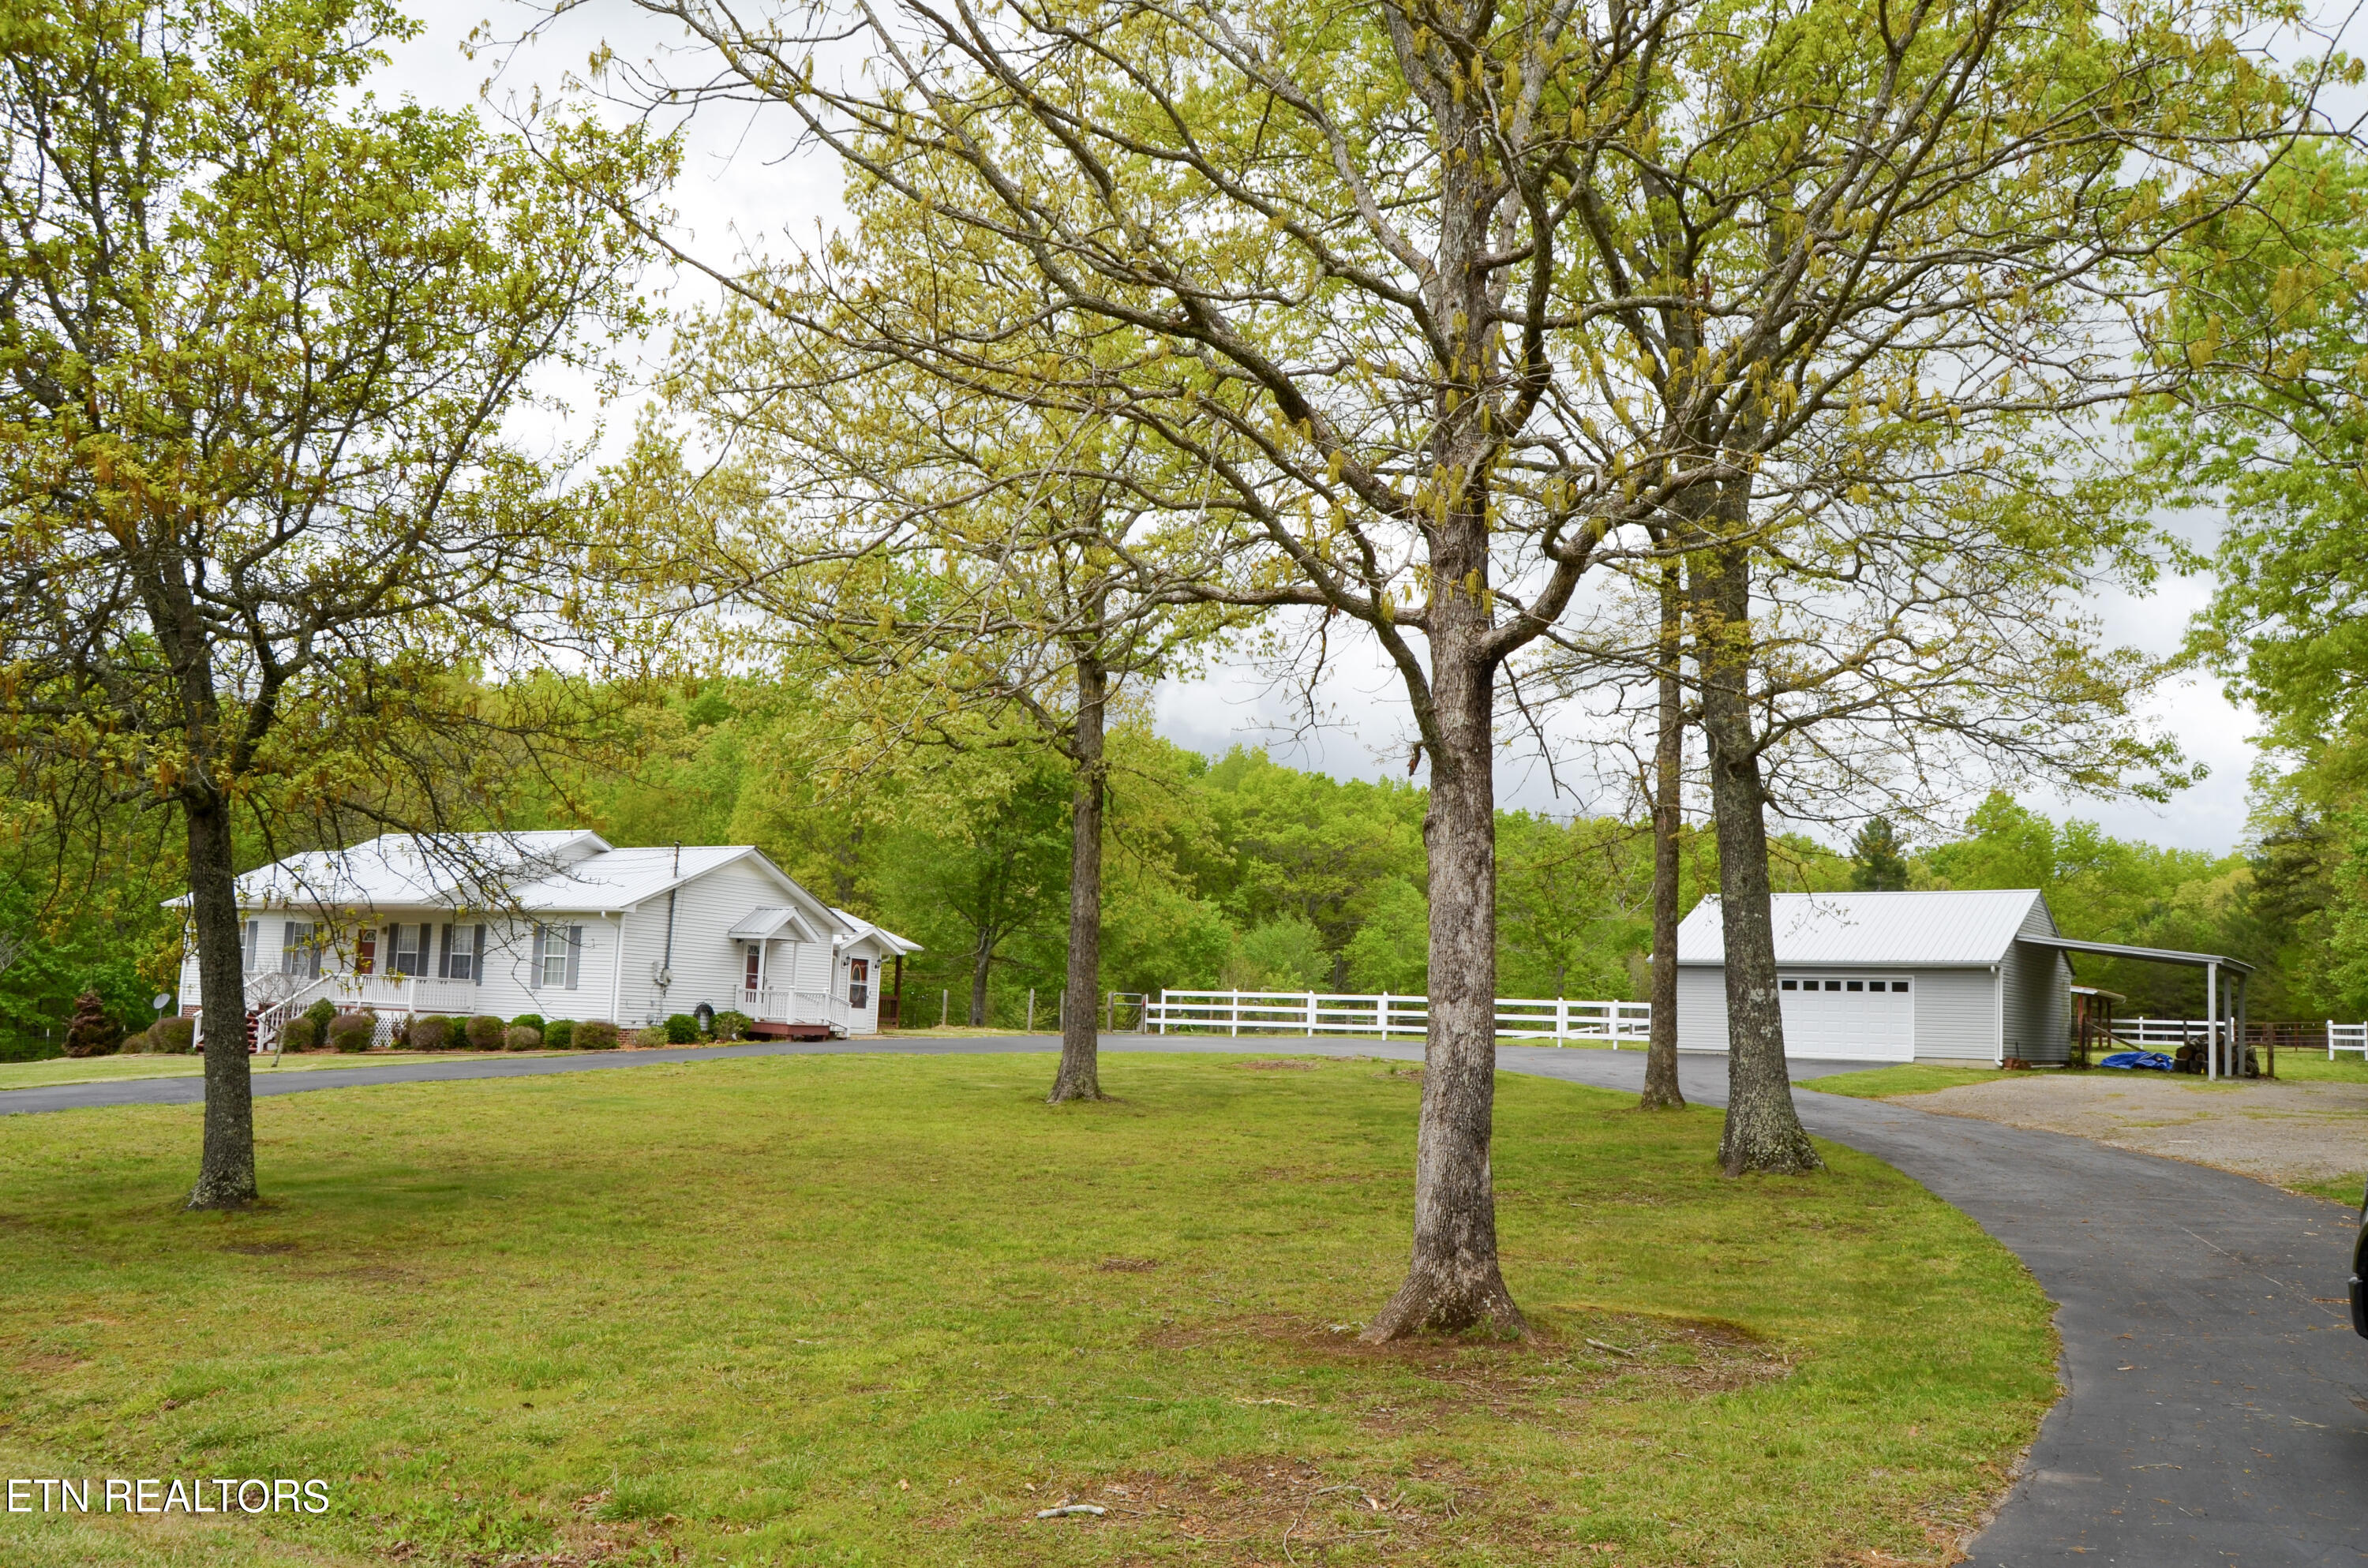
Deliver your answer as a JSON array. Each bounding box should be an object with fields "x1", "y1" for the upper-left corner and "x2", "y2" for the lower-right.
[
  {"x1": 1803, "y1": 1064, "x2": 2023, "y2": 1099},
  {"x1": 0, "y1": 1050, "x2": 552, "y2": 1093},
  {"x1": 0, "y1": 1053, "x2": 2055, "y2": 1566}
]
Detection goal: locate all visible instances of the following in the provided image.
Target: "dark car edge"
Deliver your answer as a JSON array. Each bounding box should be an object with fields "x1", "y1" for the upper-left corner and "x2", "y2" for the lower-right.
[{"x1": 2354, "y1": 1177, "x2": 2367, "y2": 1339}]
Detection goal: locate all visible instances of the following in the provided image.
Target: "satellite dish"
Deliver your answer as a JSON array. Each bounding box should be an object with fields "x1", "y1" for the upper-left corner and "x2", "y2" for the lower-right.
[{"x1": 152, "y1": 994, "x2": 172, "y2": 1013}]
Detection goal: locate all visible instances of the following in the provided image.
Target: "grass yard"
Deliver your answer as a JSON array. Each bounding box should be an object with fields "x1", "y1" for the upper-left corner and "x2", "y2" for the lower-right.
[
  {"x1": 0, "y1": 1051, "x2": 547, "y2": 1094},
  {"x1": 1802, "y1": 1065, "x2": 2014, "y2": 1100},
  {"x1": 0, "y1": 1053, "x2": 2055, "y2": 1567}
]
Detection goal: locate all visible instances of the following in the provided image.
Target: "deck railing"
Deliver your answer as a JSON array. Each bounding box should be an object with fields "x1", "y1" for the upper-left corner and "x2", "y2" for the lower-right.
[
  {"x1": 1142, "y1": 989, "x2": 1650, "y2": 1043},
  {"x1": 740, "y1": 986, "x2": 851, "y2": 1033}
]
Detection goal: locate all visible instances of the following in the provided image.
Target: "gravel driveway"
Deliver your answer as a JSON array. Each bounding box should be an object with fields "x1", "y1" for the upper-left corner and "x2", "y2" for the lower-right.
[{"x1": 1898, "y1": 1073, "x2": 2368, "y2": 1192}]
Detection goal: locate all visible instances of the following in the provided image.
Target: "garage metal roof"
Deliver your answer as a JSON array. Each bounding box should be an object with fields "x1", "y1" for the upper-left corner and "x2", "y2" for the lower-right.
[{"x1": 1674, "y1": 889, "x2": 2051, "y2": 967}]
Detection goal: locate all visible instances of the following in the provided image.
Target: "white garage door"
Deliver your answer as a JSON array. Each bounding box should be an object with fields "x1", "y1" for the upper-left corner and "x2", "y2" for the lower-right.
[{"x1": 1778, "y1": 975, "x2": 1916, "y2": 1061}]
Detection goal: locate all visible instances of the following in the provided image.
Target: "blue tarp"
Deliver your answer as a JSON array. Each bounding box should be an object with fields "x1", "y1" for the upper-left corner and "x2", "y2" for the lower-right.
[{"x1": 2100, "y1": 1050, "x2": 2175, "y2": 1071}]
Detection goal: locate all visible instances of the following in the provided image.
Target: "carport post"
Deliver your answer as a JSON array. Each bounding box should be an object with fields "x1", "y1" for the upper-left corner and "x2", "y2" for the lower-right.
[{"x1": 2205, "y1": 960, "x2": 2218, "y2": 1080}]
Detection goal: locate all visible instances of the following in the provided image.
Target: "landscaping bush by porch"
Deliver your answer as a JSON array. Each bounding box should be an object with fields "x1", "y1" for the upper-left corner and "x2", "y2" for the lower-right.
[
  {"x1": 664, "y1": 1012, "x2": 699, "y2": 1044},
  {"x1": 504, "y1": 1025, "x2": 543, "y2": 1052},
  {"x1": 278, "y1": 1016, "x2": 319, "y2": 1053},
  {"x1": 541, "y1": 1019, "x2": 575, "y2": 1050},
  {"x1": 0, "y1": 1054, "x2": 2054, "y2": 1568},
  {"x1": 574, "y1": 1020, "x2": 619, "y2": 1050},
  {"x1": 407, "y1": 1016, "x2": 452, "y2": 1053},
  {"x1": 325, "y1": 1012, "x2": 375, "y2": 1053},
  {"x1": 464, "y1": 1015, "x2": 507, "y2": 1052}
]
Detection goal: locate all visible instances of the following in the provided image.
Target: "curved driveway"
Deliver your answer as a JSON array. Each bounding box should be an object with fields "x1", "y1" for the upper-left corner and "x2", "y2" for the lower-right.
[{"x1": 6, "y1": 1035, "x2": 2364, "y2": 1563}]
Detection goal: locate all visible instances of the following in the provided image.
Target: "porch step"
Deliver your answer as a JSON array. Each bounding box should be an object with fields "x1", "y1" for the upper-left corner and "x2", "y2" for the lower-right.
[{"x1": 747, "y1": 1021, "x2": 834, "y2": 1042}]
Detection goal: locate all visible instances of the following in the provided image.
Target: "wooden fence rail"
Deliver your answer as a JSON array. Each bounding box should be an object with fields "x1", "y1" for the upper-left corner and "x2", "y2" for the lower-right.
[{"x1": 1142, "y1": 990, "x2": 1650, "y2": 1044}]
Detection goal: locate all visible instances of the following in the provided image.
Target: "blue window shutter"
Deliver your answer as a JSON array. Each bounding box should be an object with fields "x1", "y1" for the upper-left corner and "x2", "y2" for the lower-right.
[
  {"x1": 473, "y1": 924, "x2": 486, "y2": 984},
  {"x1": 565, "y1": 926, "x2": 583, "y2": 990},
  {"x1": 437, "y1": 924, "x2": 452, "y2": 979}
]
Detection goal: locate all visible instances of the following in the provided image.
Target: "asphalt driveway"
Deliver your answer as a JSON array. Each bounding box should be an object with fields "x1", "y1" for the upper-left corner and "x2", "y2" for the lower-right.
[{"x1": 6, "y1": 1035, "x2": 2363, "y2": 1563}]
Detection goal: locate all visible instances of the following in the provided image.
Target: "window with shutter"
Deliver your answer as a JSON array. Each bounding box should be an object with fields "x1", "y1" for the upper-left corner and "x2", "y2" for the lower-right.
[
  {"x1": 242, "y1": 919, "x2": 260, "y2": 972},
  {"x1": 564, "y1": 926, "x2": 583, "y2": 990}
]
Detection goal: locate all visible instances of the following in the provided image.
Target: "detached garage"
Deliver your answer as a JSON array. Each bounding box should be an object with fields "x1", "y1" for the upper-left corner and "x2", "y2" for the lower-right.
[{"x1": 1673, "y1": 889, "x2": 2074, "y2": 1064}]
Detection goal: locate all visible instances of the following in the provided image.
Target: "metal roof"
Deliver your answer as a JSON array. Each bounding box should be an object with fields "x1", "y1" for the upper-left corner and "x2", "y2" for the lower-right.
[
  {"x1": 726, "y1": 904, "x2": 826, "y2": 942},
  {"x1": 833, "y1": 908, "x2": 923, "y2": 956},
  {"x1": 1674, "y1": 889, "x2": 2050, "y2": 967},
  {"x1": 187, "y1": 833, "x2": 845, "y2": 922},
  {"x1": 2016, "y1": 934, "x2": 2254, "y2": 975}
]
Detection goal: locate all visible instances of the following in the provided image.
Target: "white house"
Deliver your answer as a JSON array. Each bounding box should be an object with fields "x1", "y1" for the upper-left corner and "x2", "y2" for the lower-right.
[
  {"x1": 172, "y1": 832, "x2": 920, "y2": 1047},
  {"x1": 1673, "y1": 889, "x2": 2075, "y2": 1064}
]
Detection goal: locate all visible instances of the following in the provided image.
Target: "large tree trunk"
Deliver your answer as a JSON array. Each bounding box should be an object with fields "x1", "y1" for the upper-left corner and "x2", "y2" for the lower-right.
[
  {"x1": 1640, "y1": 548, "x2": 1686, "y2": 1112},
  {"x1": 184, "y1": 791, "x2": 258, "y2": 1209},
  {"x1": 969, "y1": 937, "x2": 992, "y2": 1027},
  {"x1": 1363, "y1": 581, "x2": 1523, "y2": 1341},
  {"x1": 1048, "y1": 657, "x2": 1107, "y2": 1103},
  {"x1": 1690, "y1": 534, "x2": 1821, "y2": 1177}
]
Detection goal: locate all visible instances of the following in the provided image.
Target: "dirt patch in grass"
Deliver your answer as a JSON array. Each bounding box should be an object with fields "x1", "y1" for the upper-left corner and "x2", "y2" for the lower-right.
[
  {"x1": 1096, "y1": 1256, "x2": 1160, "y2": 1272},
  {"x1": 980, "y1": 1455, "x2": 1531, "y2": 1563},
  {"x1": 1141, "y1": 1309, "x2": 1793, "y2": 1433},
  {"x1": 1235, "y1": 1059, "x2": 1320, "y2": 1071}
]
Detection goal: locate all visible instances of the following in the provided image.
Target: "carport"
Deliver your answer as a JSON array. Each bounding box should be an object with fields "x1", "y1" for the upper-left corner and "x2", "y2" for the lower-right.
[{"x1": 2013, "y1": 935, "x2": 2256, "y2": 1079}]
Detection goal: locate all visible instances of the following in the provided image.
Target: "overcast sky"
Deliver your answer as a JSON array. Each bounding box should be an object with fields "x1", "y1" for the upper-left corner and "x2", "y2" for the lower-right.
[{"x1": 380, "y1": 0, "x2": 2329, "y2": 857}]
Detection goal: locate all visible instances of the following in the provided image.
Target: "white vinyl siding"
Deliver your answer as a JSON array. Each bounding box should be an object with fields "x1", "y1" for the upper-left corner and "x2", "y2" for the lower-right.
[
  {"x1": 1674, "y1": 965, "x2": 1730, "y2": 1053},
  {"x1": 1910, "y1": 967, "x2": 2001, "y2": 1061},
  {"x1": 2000, "y1": 942, "x2": 2072, "y2": 1062}
]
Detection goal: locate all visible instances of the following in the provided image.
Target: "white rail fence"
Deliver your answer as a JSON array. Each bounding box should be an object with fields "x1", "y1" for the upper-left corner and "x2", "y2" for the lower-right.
[
  {"x1": 2331, "y1": 1020, "x2": 2368, "y2": 1061},
  {"x1": 1143, "y1": 989, "x2": 1650, "y2": 1044}
]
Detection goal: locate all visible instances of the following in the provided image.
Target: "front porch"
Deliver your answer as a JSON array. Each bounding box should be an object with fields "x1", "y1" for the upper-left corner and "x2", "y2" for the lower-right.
[{"x1": 737, "y1": 986, "x2": 851, "y2": 1040}]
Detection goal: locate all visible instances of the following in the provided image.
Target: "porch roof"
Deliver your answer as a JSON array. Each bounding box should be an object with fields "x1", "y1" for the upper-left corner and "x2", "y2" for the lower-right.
[{"x1": 726, "y1": 904, "x2": 827, "y2": 943}]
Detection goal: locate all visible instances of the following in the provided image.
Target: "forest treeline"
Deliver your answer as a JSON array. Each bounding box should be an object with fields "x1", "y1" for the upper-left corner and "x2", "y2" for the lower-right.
[{"x1": 10, "y1": 673, "x2": 2360, "y2": 1054}]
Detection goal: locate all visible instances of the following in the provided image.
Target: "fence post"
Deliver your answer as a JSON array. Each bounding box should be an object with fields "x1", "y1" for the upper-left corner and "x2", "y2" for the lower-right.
[
  {"x1": 1306, "y1": 991, "x2": 1316, "y2": 1038},
  {"x1": 1107, "y1": 990, "x2": 1115, "y2": 1033},
  {"x1": 940, "y1": 990, "x2": 948, "y2": 1027},
  {"x1": 1378, "y1": 991, "x2": 1390, "y2": 1040},
  {"x1": 1556, "y1": 997, "x2": 1567, "y2": 1046},
  {"x1": 1027, "y1": 988, "x2": 1036, "y2": 1034},
  {"x1": 1228, "y1": 989, "x2": 1238, "y2": 1038}
]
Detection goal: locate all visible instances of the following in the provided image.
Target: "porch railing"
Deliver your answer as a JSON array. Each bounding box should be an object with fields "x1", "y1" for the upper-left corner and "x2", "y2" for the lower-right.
[
  {"x1": 740, "y1": 986, "x2": 852, "y2": 1033},
  {"x1": 1143, "y1": 989, "x2": 1650, "y2": 1043},
  {"x1": 213, "y1": 971, "x2": 487, "y2": 1053}
]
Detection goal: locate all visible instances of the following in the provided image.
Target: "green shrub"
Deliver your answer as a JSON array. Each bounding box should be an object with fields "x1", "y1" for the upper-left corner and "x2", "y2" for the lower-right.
[
  {"x1": 279, "y1": 1016, "x2": 319, "y2": 1052},
  {"x1": 711, "y1": 1009, "x2": 752, "y2": 1042},
  {"x1": 408, "y1": 1015, "x2": 453, "y2": 1053},
  {"x1": 541, "y1": 1018, "x2": 575, "y2": 1050},
  {"x1": 510, "y1": 1013, "x2": 546, "y2": 1035},
  {"x1": 326, "y1": 1012, "x2": 375, "y2": 1053},
  {"x1": 574, "y1": 1020, "x2": 620, "y2": 1050},
  {"x1": 154, "y1": 1016, "x2": 196, "y2": 1053},
  {"x1": 303, "y1": 997, "x2": 338, "y2": 1035},
  {"x1": 634, "y1": 1026, "x2": 670, "y2": 1049},
  {"x1": 664, "y1": 1013, "x2": 699, "y2": 1045},
  {"x1": 504, "y1": 1025, "x2": 542, "y2": 1052},
  {"x1": 464, "y1": 1015, "x2": 507, "y2": 1052}
]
